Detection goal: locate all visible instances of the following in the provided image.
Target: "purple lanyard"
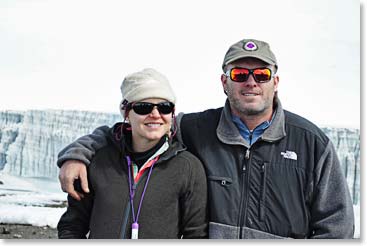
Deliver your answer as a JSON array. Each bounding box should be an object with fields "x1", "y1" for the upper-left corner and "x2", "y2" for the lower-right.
[{"x1": 126, "y1": 155, "x2": 157, "y2": 225}]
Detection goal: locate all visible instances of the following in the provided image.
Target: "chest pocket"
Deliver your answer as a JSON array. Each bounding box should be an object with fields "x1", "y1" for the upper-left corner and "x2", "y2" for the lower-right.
[
  {"x1": 207, "y1": 175, "x2": 235, "y2": 223},
  {"x1": 207, "y1": 176, "x2": 233, "y2": 186}
]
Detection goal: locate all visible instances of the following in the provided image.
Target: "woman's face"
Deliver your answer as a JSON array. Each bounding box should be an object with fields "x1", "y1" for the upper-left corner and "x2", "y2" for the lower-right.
[{"x1": 128, "y1": 98, "x2": 173, "y2": 147}]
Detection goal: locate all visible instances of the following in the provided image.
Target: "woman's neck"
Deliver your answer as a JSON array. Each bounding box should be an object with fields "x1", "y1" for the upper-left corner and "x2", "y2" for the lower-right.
[
  {"x1": 132, "y1": 139, "x2": 159, "y2": 152},
  {"x1": 131, "y1": 135, "x2": 168, "y2": 153}
]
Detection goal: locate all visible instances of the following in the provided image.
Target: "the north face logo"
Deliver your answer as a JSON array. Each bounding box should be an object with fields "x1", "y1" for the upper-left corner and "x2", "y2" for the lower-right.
[{"x1": 281, "y1": 150, "x2": 297, "y2": 160}]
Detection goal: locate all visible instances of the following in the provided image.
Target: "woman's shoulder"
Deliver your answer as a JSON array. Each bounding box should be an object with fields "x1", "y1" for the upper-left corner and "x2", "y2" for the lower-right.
[
  {"x1": 170, "y1": 150, "x2": 205, "y2": 176},
  {"x1": 175, "y1": 150, "x2": 201, "y2": 163},
  {"x1": 166, "y1": 140, "x2": 200, "y2": 164}
]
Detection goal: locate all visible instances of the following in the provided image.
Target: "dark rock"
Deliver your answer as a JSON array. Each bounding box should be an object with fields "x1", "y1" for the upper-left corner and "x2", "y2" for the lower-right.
[
  {"x1": 1, "y1": 227, "x2": 10, "y2": 234},
  {"x1": 0, "y1": 223, "x2": 57, "y2": 239}
]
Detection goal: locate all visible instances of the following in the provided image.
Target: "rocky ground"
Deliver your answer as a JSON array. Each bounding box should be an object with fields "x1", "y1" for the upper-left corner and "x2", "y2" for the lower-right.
[{"x1": 0, "y1": 223, "x2": 57, "y2": 239}]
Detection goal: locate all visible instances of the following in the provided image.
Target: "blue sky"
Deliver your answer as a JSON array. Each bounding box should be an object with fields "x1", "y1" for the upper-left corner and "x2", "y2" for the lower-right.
[{"x1": 0, "y1": 0, "x2": 361, "y2": 128}]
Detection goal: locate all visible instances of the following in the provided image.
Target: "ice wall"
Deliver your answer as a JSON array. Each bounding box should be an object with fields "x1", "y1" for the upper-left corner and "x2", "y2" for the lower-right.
[
  {"x1": 0, "y1": 110, "x2": 360, "y2": 204},
  {"x1": 0, "y1": 110, "x2": 120, "y2": 178}
]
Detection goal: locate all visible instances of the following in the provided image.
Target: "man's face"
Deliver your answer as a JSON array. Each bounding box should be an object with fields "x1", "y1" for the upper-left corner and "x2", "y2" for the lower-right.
[{"x1": 221, "y1": 58, "x2": 279, "y2": 118}]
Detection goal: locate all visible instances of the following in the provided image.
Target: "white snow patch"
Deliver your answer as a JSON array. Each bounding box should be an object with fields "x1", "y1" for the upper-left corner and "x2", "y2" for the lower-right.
[{"x1": 0, "y1": 173, "x2": 67, "y2": 228}]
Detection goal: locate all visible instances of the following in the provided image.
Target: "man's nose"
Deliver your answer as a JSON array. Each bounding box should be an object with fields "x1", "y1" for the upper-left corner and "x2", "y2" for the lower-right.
[{"x1": 244, "y1": 74, "x2": 258, "y2": 87}]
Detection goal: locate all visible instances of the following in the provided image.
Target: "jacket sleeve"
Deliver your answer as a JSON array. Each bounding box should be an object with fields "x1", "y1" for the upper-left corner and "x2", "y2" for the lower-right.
[
  {"x1": 309, "y1": 140, "x2": 355, "y2": 238},
  {"x1": 180, "y1": 153, "x2": 208, "y2": 239},
  {"x1": 57, "y1": 180, "x2": 94, "y2": 238},
  {"x1": 57, "y1": 125, "x2": 110, "y2": 167}
]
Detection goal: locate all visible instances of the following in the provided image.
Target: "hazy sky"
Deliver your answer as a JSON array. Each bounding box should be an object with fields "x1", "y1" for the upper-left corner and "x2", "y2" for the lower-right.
[{"x1": 0, "y1": 0, "x2": 361, "y2": 128}]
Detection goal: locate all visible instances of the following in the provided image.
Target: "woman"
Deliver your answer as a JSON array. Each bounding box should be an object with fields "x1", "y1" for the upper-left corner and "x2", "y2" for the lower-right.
[{"x1": 57, "y1": 68, "x2": 208, "y2": 239}]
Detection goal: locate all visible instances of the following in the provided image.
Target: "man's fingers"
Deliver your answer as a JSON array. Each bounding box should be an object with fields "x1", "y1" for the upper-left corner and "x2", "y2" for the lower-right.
[
  {"x1": 79, "y1": 167, "x2": 90, "y2": 193},
  {"x1": 76, "y1": 191, "x2": 85, "y2": 199},
  {"x1": 64, "y1": 176, "x2": 81, "y2": 200},
  {"x1": 58, "y1": 174, "x2": 66, "y2": 192},
  {"x1": 69, "y1": 190, "x2": 82, "y2": 201},
  {"x1": 58, "y1": 160, "x2": 89, "y2": 200}
]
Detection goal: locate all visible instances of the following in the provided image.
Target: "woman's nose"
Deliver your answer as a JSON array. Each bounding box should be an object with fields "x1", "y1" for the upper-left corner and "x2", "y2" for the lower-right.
[{"x1": 149, "y1": 107, "x2": 161, "y2": 117}]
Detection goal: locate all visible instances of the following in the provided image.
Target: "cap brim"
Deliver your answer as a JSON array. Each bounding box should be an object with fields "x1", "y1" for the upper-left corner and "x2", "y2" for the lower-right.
[{"x1": 223, "y1": 54, "x2": 276, "y2": 69}]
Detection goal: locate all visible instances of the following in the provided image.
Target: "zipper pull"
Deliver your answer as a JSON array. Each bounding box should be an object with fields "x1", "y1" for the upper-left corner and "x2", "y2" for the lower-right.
[
  {"x1": 261, "y1": 163, "x2": 265, "y2": 172},
  {"x1": 245, "y1": 149, "x2": 250, "y2": 159}
]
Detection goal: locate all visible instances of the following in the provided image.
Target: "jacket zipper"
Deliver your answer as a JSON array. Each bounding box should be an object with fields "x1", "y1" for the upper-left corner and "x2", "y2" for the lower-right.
[
  {"x1": 120, "y1": 199, "x2": 131, "y2": 238},
  {"x1": 239, "y1": 147, "x2": 251, "y2": 238},
  {"x1": 245, "y1": 148, "x2": 250, "y2": 159},
  {"x1": 259, "y1": 162, "x2": 267, "y2": 221}
]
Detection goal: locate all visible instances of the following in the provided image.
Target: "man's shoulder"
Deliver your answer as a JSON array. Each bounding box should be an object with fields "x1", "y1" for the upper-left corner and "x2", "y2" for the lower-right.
[
  {"x1": 92, "y1": 125, "x2": 120, "y2": 157},
  {"x1": 182, "y1": 107, "x2": 224, "y2": 122},
  {"x1": 283, "y1": 110, "x2": 329, "y2": 143}
]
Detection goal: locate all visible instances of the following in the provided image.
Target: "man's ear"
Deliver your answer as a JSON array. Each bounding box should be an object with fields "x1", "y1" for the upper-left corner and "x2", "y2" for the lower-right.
[
  {"x1": 273, "y1": 75, "x2": 279, "y2": 92},
  {"x1": 221, "y1": 74, "x2": 228, "y2": 95}
]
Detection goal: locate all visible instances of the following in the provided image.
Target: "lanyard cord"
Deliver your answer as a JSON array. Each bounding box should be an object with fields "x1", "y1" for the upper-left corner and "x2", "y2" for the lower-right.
[{"x1": 126, "y1": 155, "x2": 158, "y2": 224}]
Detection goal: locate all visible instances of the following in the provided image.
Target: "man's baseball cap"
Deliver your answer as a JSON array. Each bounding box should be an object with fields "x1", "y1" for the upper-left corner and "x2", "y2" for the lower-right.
[{"x1": 222, "y1": 39, "x2": 278, "y2": 72}]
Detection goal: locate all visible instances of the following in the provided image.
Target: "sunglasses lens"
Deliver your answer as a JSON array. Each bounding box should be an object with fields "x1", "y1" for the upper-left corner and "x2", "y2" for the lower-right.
[
  {"x1": 132, "y1": 102, "x2": 174, "y2": 115},
  {"x1": 157, "y1": 102, "x2": 174, "y2": 114},
  {"x1": 231, "y1": 68, "x2": 249, "y2": 82},
  {"x1": 132, "y1": 103, "x2": 154, "y2": 115},
  {"x1": 253, "y1": 68, "x2": 272, "y2": 82}
]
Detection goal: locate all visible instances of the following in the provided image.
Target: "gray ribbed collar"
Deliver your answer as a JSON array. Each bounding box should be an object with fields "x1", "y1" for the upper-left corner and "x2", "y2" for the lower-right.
[{"x1": 216, "y1": 98, "x2": 286, "y2": 147}]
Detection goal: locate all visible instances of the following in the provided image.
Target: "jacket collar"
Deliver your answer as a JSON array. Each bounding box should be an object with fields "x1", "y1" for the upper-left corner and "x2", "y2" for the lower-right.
[
  {"x1": 158, "y1": 139, "x2": 187, "y2": 163},
  {"x1": 217, "y1": 98, "x2": 286, "y2": 147}
]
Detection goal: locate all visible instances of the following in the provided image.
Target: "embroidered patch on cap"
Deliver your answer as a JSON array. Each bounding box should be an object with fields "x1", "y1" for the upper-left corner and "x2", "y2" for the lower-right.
[{"x1": 243, "y1": 41, "x2": 257, "y2": 51}]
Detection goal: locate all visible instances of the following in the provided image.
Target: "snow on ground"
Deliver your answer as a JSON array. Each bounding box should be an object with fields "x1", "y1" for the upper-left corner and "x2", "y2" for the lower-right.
[
  {"x1": 0, "y1": 173, "x2": 361, "y2": 238},
  {"x1": 0, "y1": 173, "x2": 67, "y2": 228},
  {"x1": 0, "y1": 204, "x2": 66, "y2": 228}
]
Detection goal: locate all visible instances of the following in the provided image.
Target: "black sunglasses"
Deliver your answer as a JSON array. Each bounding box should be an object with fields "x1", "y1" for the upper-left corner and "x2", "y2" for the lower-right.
[{"x1": 129, "y1": 102, "x2": 175, "y2": 115}]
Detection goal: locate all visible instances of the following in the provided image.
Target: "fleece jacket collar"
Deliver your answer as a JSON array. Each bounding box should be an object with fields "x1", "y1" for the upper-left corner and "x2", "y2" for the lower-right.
[{"x1": 216, "y1": 98, "x2": 286, "y2": 147}]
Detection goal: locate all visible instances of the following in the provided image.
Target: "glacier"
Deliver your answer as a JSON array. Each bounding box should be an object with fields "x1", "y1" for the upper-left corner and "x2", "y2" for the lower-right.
[{"x1": 0, "y1": 110, "x2": 361, "y2": 205}]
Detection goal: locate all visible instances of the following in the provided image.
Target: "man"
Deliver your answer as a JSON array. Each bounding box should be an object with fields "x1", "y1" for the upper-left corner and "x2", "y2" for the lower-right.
[{"x1": 57, "y1": 38, "x2": 354, "y2": 238}]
